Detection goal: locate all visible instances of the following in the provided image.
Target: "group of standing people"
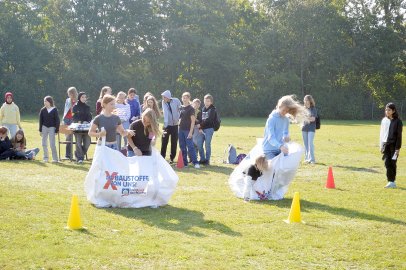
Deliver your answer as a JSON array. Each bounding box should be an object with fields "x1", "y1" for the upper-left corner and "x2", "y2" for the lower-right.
[
  {"x1": 89, "y1": 87, "x2": 219, "y2": 169},
  {"x1": 160, "y1": 90, "x2": 218, "y2": 168},
  {"x1": 0, "y1": 89, "x2": 402, "y2": 189}
]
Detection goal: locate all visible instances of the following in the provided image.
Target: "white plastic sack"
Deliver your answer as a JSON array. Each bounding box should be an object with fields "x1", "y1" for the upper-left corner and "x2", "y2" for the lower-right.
[
  {"x1": 229, "y1": 138, "x2": 303, "y2": 200},
  {"x1": 84, "y1": 140, "x2": 179, "y2": 208}
]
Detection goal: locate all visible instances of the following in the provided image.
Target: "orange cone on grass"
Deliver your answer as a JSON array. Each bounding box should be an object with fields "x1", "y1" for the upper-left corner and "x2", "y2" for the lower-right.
[
  {"x1": 176, "y1": 150, "x2": 184, "y2": 168},
  {"x1": 66, "y1": 195, "x2": 83, "y2": 230},
  {"x1": 326, "y1": 166, "x2": 335, "y2": 189},
  {"x1": 284, "y1": 192, "x2": 303, "y2": 223}
]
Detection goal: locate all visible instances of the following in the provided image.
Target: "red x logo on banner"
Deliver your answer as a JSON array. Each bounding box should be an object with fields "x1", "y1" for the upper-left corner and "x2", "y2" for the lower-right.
[{"x1": 104, "y1": 171, "x2": 118, "y2": 190}]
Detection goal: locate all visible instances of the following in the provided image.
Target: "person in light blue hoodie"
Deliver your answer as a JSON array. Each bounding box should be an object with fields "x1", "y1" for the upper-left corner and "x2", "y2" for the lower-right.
[{"x1": 262, "y1": 95, "x2": 308, "y2": 160}]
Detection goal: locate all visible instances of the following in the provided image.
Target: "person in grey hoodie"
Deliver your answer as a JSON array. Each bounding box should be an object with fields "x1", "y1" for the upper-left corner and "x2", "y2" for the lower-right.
[{"x1": 160, "y1": 90, "x2": 181, "y2": 163}]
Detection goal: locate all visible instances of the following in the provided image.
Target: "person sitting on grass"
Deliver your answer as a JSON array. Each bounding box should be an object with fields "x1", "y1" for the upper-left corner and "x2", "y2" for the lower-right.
[
  {"x1": 0, "y1": 126, "x2": 15, "y2": 160},
  {"x1": 243, "y1": 155, "x2": 271, "y2": 201},
  {"x1": 11, "y1": 129, "x2": 40, "y2": 160}
]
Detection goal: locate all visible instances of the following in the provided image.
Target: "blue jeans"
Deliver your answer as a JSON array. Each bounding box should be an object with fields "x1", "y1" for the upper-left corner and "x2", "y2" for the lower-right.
[
  {"x1": 302, "y1": 131, "x2": 315, "y2": 162},
  {"x1": 264, "y1": 149, "x2": 281, "y2": 160},
  {"x1": 179, "y1": 129, "x2": 198, "y2": 165},
  {"x1": 15, "y1": 148, "x2": 40, "y2": 159},
  {"x1": 105, "y1": 143, "x2": 118, "y2": 150},
  {"x1": 196, "y1": 128, "x2": 214, "y2": 163},
  {"x1": 127, "y1": 149, "x2": 151, "y2": 157}
]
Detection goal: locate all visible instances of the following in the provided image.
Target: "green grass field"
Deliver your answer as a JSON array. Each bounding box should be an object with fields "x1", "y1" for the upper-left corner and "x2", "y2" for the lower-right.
[{"x1": 1, "y1": 117, "x2": 405, "y2": 269}]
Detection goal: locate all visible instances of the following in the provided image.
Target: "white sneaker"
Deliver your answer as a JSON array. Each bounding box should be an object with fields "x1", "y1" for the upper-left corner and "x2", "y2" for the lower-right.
[
  {"x1": 384, "y1": 182, "x2": 397, "y2": 188},
  {"x1": 194, "y1": 164, "x2": 200, "y2": 169}
]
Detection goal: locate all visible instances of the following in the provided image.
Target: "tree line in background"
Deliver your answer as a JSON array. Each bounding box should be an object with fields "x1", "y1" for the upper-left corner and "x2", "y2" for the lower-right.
[{"x1": 0, "y1": 0, "x2": 405, "y2": 119}]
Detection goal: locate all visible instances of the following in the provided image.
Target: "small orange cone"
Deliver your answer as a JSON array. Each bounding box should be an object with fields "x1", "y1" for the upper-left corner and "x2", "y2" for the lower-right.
[
  {"x1": 66, "y1": 195, "x2": 83, "y2": 230},
  {"x1": 326, "y1": 166, "x2": 335, "y2": 189},
  {"x1": 284, "y1": 192, "x2": 303, "y2": 223},
  {"x1": 176, "y1": 150, "x2": 184, "y2": 169}
]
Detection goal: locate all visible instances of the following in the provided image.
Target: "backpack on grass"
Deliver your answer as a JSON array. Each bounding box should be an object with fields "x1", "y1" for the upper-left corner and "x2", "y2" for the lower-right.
[{"x1": 224, "y1": 144, "x2": 237, "y2": 164}]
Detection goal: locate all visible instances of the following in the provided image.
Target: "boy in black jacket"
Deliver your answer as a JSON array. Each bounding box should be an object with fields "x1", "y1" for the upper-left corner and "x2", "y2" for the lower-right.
[
  {"x1": 72, "y1": 92, "x2": 92, "y2": 163},
  {"x1": 196, "y1": 94, "x2": 218, "y2": 165}
]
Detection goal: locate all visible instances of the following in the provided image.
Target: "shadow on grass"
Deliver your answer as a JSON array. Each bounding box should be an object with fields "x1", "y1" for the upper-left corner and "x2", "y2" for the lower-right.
[
  {"x1": 262, "y1": 199, "x2": 406, "y2": 226},
  {"x1": 51, "y1": 161, "x2": 90, "y2": 172},
  {"x1": 103, "y1": 205, "x2": 242, "y2": 237},
  {"x1": 66, "y1": 227, "x2": 97, "y2": 237},
  {"x1": 335, "y1": 165, "x2": 380, "y2": 173},
  {"x1": 173, "y1": 164, "x2": 234, "y2": 176}
]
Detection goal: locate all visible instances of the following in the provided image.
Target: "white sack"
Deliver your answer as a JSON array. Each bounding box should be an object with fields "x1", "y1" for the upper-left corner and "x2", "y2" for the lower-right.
[
  {"x1": 84, "y1": 141, "x2": 178, "y2": 208},
  {"x1": 229, "y1": 139, "x2": 303, "y2": 200}
]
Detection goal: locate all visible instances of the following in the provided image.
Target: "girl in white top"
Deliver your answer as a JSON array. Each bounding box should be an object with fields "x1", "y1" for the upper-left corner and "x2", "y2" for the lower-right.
[{"x1": 114, "y1": 92, "x2": 131, "y2": 150}]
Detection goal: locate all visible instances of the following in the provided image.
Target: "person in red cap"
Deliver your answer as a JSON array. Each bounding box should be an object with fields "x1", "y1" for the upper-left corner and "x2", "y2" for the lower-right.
[{"x1": 0, "y1": 92, "x2": 22, "y2": 138}]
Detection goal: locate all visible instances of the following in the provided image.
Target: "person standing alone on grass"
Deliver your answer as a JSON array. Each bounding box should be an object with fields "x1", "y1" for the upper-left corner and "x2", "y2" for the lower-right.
[
  {"x1": 39, "y1": 96, "x2": 60, "y2": 163},
  {"x1": 302, "y1": 95, "x2": 318, "y2": 164},
  {"x1": 179, "y1": 92, "x2": 200, "y2": 168},
  {"x1": 0, "y1": 92, "x2": 22, "y2": 138},
  {"x1": 380, "y1": 103, "x2": 402, "y2": 188},
  {"x1": 160, "y1": 90, "x2": 181, "y2": 163}
]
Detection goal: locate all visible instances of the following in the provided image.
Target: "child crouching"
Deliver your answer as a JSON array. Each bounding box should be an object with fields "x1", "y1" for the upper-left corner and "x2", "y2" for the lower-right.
[{"x1": 243, "y1": 155, "x2": 271, "y2": 201}]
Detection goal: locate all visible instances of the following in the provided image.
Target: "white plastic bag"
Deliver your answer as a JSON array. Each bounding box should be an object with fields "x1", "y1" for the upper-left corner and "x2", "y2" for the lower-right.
[
  {"x1": 229, "y1": 138, "x2": 303, "y2": 200},
  {"x1": 84, "y1": 139, "x2": 179, "y2": 208}
]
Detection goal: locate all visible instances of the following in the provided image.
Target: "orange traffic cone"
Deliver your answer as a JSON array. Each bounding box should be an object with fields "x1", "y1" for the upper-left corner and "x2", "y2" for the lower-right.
[
  {"x1": 326, "y1": 166, "x2": 335, "y2": 189},
  {"x1": 176, "y1": 150, "x2": 184, "y2": 169}
]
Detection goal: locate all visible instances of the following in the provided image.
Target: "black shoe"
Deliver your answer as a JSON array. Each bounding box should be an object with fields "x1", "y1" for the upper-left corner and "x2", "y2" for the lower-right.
[
  {"x1": 199, "y1": 160, "x2": 209, "y2": 165},
  {"x1": 169, "y1": 159, "x2": 174, "y2": 164}
]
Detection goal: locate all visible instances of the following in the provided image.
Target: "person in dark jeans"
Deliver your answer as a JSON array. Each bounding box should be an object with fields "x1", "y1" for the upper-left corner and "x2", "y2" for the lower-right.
[
  {"x1": 178, "y1": 92, "x2": 199, "y2": 168},
  {"x1": 380, "y1": 103, "x2": 402, "y2": 189},
  {"x1": 160, "y1": 90, "x2": 181, "y2": 163}
]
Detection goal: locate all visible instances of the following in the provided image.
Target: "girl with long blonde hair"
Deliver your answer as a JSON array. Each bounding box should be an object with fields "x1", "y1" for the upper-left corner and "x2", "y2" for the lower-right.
[
  {"x1": 262, "y1": 95, "x2": 309, "y2": 159},
  {"x1": 127, "y1": 108, "x2": 160, "y2": 156}
]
